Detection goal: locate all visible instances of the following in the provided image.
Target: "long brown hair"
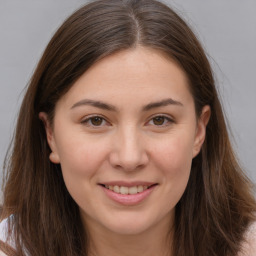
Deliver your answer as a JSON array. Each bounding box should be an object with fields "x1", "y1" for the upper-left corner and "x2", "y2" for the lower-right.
[{"x1": 1, "y1": 0, "x2": 255, "y2": 255}]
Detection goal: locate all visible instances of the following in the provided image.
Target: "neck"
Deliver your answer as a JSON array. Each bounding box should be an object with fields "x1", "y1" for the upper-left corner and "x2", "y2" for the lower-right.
[{"x1": 85, "y1": 214, "x2": 174, "y2": 256}]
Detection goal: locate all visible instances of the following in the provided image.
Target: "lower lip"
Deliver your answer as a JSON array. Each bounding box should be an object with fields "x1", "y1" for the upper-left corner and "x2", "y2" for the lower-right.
[{"x1": 101, "y1": 185, "x2": 156, "y2": 206}]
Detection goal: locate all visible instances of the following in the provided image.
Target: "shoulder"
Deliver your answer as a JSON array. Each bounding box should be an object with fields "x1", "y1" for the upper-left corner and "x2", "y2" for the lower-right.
[
  {"x1": 0, "y1": 217, "x2": 16, "y2": 255},
  {"x1": 0, "y1": 216, "x2": 30, "y2": 256},
  {"x1": 0, "y1": 218, "x2": 8, "y2": 255},
  {"x1": 238, "y1": 221, "x2": 256, "y2": 256},
  {"x1": 0, "y1": 217, "x2": 9, "y2": 243}
]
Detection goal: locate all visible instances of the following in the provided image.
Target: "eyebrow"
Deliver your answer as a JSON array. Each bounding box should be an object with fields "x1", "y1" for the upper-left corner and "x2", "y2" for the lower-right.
[
  {"x1": 71, "y1": 99, "x2": 117, "y2": 111},
  {"x1": 142, "y1": 98, "x2": 183, "y2": 111},
  {"x1": 70, "y1": 98, "x2": 183, "y2": 111}
]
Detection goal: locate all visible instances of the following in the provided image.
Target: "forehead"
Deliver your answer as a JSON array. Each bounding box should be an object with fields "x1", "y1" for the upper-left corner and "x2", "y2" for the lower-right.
[{"x1": 57, "y1": 47, "x2": 193, "y2": 110}]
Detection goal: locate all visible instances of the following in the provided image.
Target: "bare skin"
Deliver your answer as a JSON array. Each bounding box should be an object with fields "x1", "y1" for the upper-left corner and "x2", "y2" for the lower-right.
[
  {"x1": 40, "y1": 47, "x2": 210, "y2": 255},
  {"x1": 86, "y1": 210, "x2": 173, "y2": 256}
]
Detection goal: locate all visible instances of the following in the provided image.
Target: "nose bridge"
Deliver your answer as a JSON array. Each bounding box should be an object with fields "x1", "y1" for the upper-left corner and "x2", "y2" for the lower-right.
[{"x1": 110, "y1": 124, "x2": 148, "y2": 171}]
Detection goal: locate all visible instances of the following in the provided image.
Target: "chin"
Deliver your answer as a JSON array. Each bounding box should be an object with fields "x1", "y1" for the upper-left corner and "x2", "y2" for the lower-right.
[
  {"x1": 106, "y1": 221, "x2": 152, "y2": 236},
  {"x1": 100, "y1": 212, "x2": 165, "y2": 236}
]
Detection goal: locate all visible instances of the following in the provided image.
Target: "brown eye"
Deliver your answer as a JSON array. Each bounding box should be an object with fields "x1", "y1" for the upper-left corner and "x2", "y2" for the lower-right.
[
  {"x1": 82, "y1": 116, "x2": 107, "y2": 127},
  {"x1": 90, "y1": 116, "x2": 103, "y2": 126},
  {"x1": 148, "y1": 115, "x2": 174, "y2": 127},
  {"x1": 152, "y1": 116, "x2": 165, "y2": 125}
]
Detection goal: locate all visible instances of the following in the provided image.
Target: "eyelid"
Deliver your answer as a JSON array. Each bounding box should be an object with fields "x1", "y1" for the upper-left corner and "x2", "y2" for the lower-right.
[
  {"x1": 80, "y1": 113, "x2": 174, "y2": 127},
  {"x1": 146, "y1": 114, "x2": 175, "y2": 126},
  {"x1": 81, "y1": 114, "x2": 110, "y2": 127}
]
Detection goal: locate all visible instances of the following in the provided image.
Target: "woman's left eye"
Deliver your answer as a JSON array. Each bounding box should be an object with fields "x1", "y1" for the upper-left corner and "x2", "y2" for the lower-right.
[
  {"x1": 147, "y1": 115, "x2": 174, "y2": 126},
  {"x1": 81, "y1": 116, "x2": 108, "y2": 127}
]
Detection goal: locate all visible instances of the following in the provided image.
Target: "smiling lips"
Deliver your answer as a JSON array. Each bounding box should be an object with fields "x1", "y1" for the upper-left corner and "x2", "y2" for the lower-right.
[
  {"x1": 104, "y1": 184, "x2": 150, "y2": 195},
  {"x1": 100, "y1": 182, "x2": 157, "y2": 205}
]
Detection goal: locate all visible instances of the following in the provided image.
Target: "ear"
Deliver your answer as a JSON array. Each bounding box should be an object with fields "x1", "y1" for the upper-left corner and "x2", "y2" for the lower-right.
[
  {"x1": 192, "y1": 105, "x2": 211, "y2": 158},
  {"x1": 39, "y1": 112, "x2": 60, "y2": 164}
]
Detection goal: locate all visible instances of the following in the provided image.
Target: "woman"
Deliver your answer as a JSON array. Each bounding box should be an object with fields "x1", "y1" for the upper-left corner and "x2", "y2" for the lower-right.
[{"x1": 1, "y1": 0, "x2": 255, "y2": 255}]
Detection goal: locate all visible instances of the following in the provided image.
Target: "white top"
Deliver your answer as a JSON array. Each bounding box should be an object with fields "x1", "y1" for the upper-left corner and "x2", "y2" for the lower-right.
[
  {"x1": 0, "y1": 218, "x2": 256, "y2": 255},
  {"x1": 0, "y1": 217, "x2": 8, "y2": 241},
  {"x1": 0, "y1": 217, "x2": 17, "y2": 256}
]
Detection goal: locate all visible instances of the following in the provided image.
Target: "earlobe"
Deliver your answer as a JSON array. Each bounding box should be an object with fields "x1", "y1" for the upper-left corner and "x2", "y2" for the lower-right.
[
  {"x1": 49, "y1": 152, "x2": 60, "y2": 164},
  {"x1": 39, "y1": 112, "x2": 60, "y2": 164},
  {"x1": 192, "y1": 105, "x2": 211, "y2": 158}
]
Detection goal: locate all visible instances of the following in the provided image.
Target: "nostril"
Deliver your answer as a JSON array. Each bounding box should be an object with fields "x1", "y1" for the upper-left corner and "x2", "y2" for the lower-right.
[{"x1": 108, "y1": 141, "x2": 149, "y2": 171}]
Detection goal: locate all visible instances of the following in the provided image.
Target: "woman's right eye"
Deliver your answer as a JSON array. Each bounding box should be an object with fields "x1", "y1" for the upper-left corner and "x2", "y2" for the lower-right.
[{"x1": 81, "y1": 116, "x2": 108, "y2": 127}]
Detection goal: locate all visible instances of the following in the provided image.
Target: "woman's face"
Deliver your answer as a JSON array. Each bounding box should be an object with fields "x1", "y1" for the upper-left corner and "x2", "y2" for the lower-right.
[{"x1": 41, "y1": 47, "x2": 209, "y2": 236}]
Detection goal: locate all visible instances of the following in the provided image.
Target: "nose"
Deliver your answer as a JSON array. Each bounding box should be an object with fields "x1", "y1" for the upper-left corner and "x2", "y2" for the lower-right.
[{"x1": 109, "y1": 126, "x2": 149, "y2": 171}]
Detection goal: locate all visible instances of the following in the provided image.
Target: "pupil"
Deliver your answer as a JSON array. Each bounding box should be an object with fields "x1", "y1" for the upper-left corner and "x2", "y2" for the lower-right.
[
  {"x1": 91, "y1": 117, "x2": 102, "y2": 126},
  {"x1": 153, "y1": 117, "x2": 164, "y2": 125}
]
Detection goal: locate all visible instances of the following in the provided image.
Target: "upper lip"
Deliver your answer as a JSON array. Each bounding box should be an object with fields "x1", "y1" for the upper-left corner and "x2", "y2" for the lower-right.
[{"x1": 99, "y1": 181, "x2": 158, "y2": 187}]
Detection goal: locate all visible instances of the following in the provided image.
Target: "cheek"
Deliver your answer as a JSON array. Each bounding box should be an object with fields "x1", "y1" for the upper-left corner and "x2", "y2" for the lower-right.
[
  {"x1": 56, "y1": 138, "x2": 109, "y2": 210},
  {"x1": 154, "y1": 134, "x2": 194, "y2": 170},
  {"x1": 152, "y1": 135, "x2": 194, "y2": 193},
  {"x1": 153, "y1": 138, "x2": 193, "y2": 214},
  {"x1": 55, "y1": 134, "x2": 109, "y2": 180}
]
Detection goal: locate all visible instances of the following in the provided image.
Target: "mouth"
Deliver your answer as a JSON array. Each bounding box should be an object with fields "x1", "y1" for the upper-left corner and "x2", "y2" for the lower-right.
[
  {"x1": 99, "y1": 182, "x2": 158, "y2": 205},
  {"x1": 99, "y1": 183, "x2": 157, "y2": 195}
]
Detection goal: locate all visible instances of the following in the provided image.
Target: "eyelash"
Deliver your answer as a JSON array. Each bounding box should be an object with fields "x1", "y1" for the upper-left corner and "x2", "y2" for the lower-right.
[
  {"x1": 81, "y1": 114, "x2": 174, "y2": 128},
  {"x1": 81, "y1": 115, "x2": 109, "y2": 127},
  {"x1": 147, "y1": 115, "x2": 174, "y2": 127}
]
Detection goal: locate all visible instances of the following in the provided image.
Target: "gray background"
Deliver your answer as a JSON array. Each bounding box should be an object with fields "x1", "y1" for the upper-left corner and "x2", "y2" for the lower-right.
[{"x1": 0, "y1": 0, "x2": 256, "y2": 201}]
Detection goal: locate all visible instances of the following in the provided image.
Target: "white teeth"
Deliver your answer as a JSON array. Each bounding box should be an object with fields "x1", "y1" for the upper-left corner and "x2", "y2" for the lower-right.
[
  {"x1": 113, "y1": 185, "x2": 120, "y2": 193},
  {"x1": 137, "y1": 185, "x2": 143, "y2": 193},
  {"x1": 120, "y1": 186, "x2": 128, "y2": 195},
  {"x1": 128, "y1": 186, "x2": 138, "y2": 195},
  {"x1": 105, "y1": 185, "x2": 150, "y2": 194}
]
